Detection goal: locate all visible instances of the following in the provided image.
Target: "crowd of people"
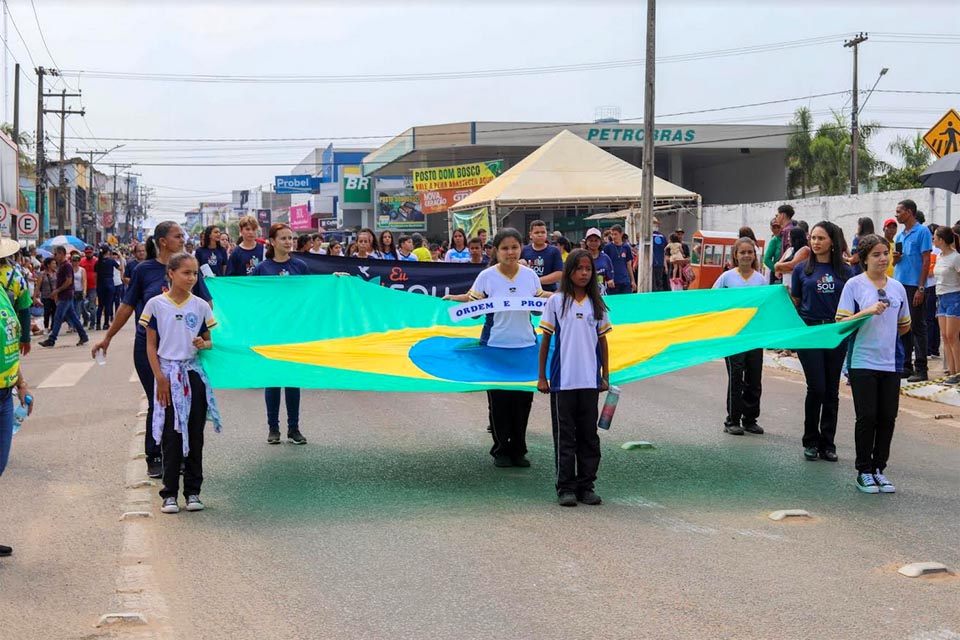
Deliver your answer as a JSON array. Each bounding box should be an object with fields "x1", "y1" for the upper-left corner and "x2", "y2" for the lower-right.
[{"x1": 0, "y1": 197, "x2": 950, "y2": 540}]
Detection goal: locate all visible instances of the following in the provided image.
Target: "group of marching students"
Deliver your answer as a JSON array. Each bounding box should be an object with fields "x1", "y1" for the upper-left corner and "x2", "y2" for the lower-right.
[
  {"x1": 717, "y1": 198, "x2": 949, "y2": 495},
  {"x1": 8, "y1": 198, "x2": 943, "y2": 519}
]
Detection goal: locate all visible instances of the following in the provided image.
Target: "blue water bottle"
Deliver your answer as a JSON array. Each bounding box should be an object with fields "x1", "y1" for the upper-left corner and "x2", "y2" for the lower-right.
[{"x1": 12, "y1": 393, "x2": 32, "y2": 435}]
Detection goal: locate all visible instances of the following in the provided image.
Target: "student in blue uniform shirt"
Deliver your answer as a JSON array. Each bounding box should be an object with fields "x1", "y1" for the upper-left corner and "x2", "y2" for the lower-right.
[
  {"x1": 195, "y1": 225, "x2": 229, "y2": 277},
  {"x1": 650, "y1": 217, "x2": 668, "y2": 291},
  {"x1": 602, "y1": 224, "x2": 637, "y2": 294},
  {"x1": 791, "y1": 221, "x2": 854, "y2": 462},
  {"x1": 225, "y1": 215, "x2": 266, "y2": 276},
  {"x1": 252, "y1": 223, "x2": 308, "y2": 444},
  {"x1": 92, "y1": 221, "x2": 211, "y2": 479},
  {"x1": 520, "y1": 220, "x2": 563, "y2": 292},
  {"x1": 584, "y1": 227, "x2": 614, "y2": 295}
]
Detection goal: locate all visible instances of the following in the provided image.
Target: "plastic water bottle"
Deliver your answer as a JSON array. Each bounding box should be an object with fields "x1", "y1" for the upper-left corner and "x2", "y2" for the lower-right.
[
  {"x1": 597, "y1": 386, "x2": 621, "y2": 431},
  {"x1": 95, "y1": 348, "x2": 107, "y2": 366},
  {"x1": 12, "y1": 393, "x2": 32, "y2": 435},
  {"x1": 200, "y1": 264, "x2": 215, "y2": 279}
]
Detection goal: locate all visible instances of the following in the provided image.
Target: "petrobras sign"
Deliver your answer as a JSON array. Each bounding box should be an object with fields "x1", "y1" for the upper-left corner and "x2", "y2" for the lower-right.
[{"x1": 275, "y1": 175, "x2": 313, "y2": 193}]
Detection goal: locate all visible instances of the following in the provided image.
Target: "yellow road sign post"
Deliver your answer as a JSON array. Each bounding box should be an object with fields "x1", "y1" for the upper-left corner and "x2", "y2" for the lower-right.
[{"x1": 923, "y1": 109, "x2": 960, "y2": 159}]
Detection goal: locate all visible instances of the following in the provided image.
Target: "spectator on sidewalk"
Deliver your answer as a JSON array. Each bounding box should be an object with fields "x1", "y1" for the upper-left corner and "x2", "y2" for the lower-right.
[
  {"x1": 650, "y1": 217, "x2": 667, "y2": 291},
  {"x1": 38, "y1": 247, "x2": 89, "y2": 348},
  {"x1": 926, "y1": 223, "x2": 941, "y2": 360},
  {"x1": 775, "y1": 204, "x2": 796, "y2": 261},
  {"x1": 78, "y1": 246, "x2": 98, "y2": 330},
  {"x1": 893, "y1": 199, "x2": 933, "y2": 382},
  {"x1": 603, "y1": 224, "x2": 636, "y2": 294},
  {"x1": 763, "y1": 218, "x2": 782, "y2": 283}
]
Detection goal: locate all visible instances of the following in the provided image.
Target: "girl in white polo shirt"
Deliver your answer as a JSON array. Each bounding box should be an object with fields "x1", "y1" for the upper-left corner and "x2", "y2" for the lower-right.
[
  {"x1": 537, "y1": 249, "x2": 612, "y2": 507},
  {"x1": 140, "y1": 252, "x2": 221, "y2": 514},
  {"x1": 836, "y1": 234, "x2": 911, "y2": 494},
  {"x1": 445, "y1": 228, "x2": 549, "y2": 468}
]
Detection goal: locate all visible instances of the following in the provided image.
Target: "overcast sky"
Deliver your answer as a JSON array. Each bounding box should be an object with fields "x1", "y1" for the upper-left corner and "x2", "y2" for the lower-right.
[{"x1": 3, "y1": 0, "x2": 958, "y2": 222}]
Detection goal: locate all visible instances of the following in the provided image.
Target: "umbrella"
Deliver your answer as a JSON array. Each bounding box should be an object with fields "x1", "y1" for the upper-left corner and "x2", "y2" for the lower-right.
[
  {"x1": 35, "y1": 247, "x2": 53, "y2": 259},
  {"x1": 39, "y1": 235, "x2": 87, "y2": 251},
  {"x1": 919, "y1": 151, "x2": 960, "y2": 193}
]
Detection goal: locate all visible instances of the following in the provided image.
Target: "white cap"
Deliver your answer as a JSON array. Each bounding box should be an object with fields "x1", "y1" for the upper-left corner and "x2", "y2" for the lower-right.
[{"x1": 585, "y1": 227, "x2": 602, "y2": 239}]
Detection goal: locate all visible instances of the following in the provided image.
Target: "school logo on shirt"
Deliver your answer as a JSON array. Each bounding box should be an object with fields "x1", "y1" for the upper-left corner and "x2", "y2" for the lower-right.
[
  {"x1": 508, "y1": 286, "x2": 517, "y2": 294},
  {"x1": 816, "y1": 273, "x2": 836, "y2": 293},
  {"x1": 278, "y1": 269, "x2": 289, "y2": 277},
  {"x1": 209, "y1": 254, "x2": 218, "y2": 266},
  {"x1": 575, "y1": 312, "x2": 584, "y2": 319},
  {"x1": 184, "y1": 312, "x2": 200, "y2": 330},
  {"x1": 533, "y1": 256, "x2": 545, "y2": 276},
  {"x1": 245, "y1": 257, "x2": 260, "y2": 274}
]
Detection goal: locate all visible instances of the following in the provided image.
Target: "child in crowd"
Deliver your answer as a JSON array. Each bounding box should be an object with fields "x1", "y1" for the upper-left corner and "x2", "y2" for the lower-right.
[
  {"x1": 225, "y1": 215, "x2": 265, "y2": 276},
  {"x1": 666, "y1": 233, "x2": 685, "y2": 280},
  {"x1": 538, "y1": 249, "x2": 612, "y2": 507},
  {"x1": 327, "y1": 241, "x2": 343, "y2": 257},
  {"x1": 141, "y1": 252, "x2": 221, "y2": 514}
]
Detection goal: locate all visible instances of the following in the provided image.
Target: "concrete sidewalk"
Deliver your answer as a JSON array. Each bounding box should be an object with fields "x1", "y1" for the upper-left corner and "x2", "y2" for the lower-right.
[{"x1": 764, "y1": 352, "x2": 960, "y2": 410}]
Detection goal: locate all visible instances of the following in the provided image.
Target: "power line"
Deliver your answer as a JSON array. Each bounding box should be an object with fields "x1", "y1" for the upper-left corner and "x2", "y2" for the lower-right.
[{"x1": 4, "y1": 2, "x2": 37, "y2": 69}]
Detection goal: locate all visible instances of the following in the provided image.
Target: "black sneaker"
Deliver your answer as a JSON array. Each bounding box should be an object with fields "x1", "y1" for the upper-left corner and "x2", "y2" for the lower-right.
[
  {"x1": 161, "y1": 497, "x2": 180, "y2": 514},
  {"x1": 0, "y1": 544, "x2": 11, "y2": 557},
  {"x1": 77, "y1": 338, "x2": 89, "y2": 346},
  {"x1": 185, "y1": 495, "x2": 205, "y2": 511},
  {"x1": 147, "y1": 458, "x2": 163, "y2": 478},
  {"x1": 900, "y1": 369, "x2": 914, "y2": 380},
  {"x1": 267, "y1": 431, "x2": 280, "y2": 445},
  {"x1": 906, "y1": 373, "x2": 928, "y2": 383},
  {"x1": 493, "y1": 455, "x2": 513, "y2": 468},
  {"x1": 578, "y1": 491, "x2": 602, "y2": 505},
  {"x1": 723, "y1": 424, "x2": 745, "y2": 436},
  {"x1": 510, "y1": 456, "x2": 531, "y2": 468},
  {"x1": 743, "y1": 423, "x2": 764, "y2": 435},
  {"x1": 819, "y1": 450, "x2": 839, "y2": 462},
  {"x1": 38, "y1": 339, "x2": 54, "y2": 348},
  {"x1": 803, "y1": 447, "x2": 819, "y2": 461},
  {"x1": 558, "y1": 492, "x2": 578, "y2": 507},
  {"x1": 287, "y1": 430, "x2": 307, "y2": 445}
]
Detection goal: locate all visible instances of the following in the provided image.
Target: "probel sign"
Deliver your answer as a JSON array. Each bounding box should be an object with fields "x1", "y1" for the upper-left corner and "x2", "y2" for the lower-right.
[{"x1": 275, "y1": 175, "x2": 313, "y2": 193}]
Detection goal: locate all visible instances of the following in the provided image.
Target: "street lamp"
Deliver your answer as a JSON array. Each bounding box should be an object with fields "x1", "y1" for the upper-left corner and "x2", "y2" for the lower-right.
[{"x1": 858, "y1": 67, "x2": 889, "y2": 116}]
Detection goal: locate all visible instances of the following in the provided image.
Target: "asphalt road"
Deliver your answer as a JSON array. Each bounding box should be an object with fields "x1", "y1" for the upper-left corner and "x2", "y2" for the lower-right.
[{"x1": 1, "y1": 327, "x2": 958, "y2": 640}]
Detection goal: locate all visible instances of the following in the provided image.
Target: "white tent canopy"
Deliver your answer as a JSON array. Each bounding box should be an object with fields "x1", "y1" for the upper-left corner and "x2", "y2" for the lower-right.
[{"x1": 448, "y1": 129, "x2": 699, "y2": 212}]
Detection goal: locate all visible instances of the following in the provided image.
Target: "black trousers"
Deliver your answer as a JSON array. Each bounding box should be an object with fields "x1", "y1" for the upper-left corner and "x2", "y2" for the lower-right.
[
  {"x1": 159, "y1": 371, "x2": 207, "y2": 500},
  {"x1": 849, "y1": 369, "x2": 900, "y2": 473},
  {"x1": 550, "y1": 389, "x2": 601, "y2": 495},
  {"x1": 724, "y1": 349, "x2": 763, "y2": 427},
  {"x1": 488, "y1": 389, "x2": 533, "y2": 460},
  {"x1": 796, "y1": 342, "x2": 846, "y2": 452},
  {"x1": 651, "y1": 267, "x2": 668, "y2": 292},
  {"x1": 901, "y1": 285, "x2": 928, "y2": 376},
  {"x1": 42, "y1": 298, "x2": 56, "y2": 329},
  {"x1": 133, "y1": 338, "x2": 161, "y2": 461}
]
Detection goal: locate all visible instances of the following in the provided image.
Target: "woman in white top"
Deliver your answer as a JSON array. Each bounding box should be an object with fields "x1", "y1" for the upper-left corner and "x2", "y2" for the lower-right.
[
  {"x1": 713, "y1": 238, "x2": 767, "y2": 436},
  {"x1": 836, "y1": 234, "x2": 912, "y2": 494},
  {"x1": 444, "y1": 228, "x2": 471, "y2": 263},
  {"x1": 933, "y1": 226, "x2": 960, "y2": 382},
  {"x1": 445, "y1": 228, "x2": 550, "y2": 467}
]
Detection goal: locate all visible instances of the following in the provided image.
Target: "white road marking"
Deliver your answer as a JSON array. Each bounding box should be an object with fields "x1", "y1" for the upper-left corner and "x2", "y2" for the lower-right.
[{"x1": 37, "y1": 362, "x2": 95, "y2": 388}]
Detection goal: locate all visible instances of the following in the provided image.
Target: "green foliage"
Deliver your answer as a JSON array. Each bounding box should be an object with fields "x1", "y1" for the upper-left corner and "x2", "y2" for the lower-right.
[
  {"x1": 888, "y1": 133, "x2": 932, "y2": 170},
  {"x1": 786, "y1": 107, "x2": 814, "y2": 198},
  {"x1": 877, "y1": 166, "x2": 926, "y2": 191},
  {"x1": 0, "y1": 122, "x2": 36, "y2": 177}
]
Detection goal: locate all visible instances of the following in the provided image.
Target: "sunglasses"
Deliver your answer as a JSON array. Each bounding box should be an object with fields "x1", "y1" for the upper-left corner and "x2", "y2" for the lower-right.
[{"x1": 877, "y1": 288, "x2": 889, "y2": 305}]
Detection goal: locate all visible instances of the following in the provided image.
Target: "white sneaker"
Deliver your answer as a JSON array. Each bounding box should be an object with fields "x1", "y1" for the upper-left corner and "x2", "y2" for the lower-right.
[
  {"x1": 185, "y1": 495, "x2": 205, "y2": 511},
  {"x1": 856, "y1": 472, "x2": 880, "y2": 494},
  {"x1": 161, "y1": 497, "x2": 180, "y2": 513},
  {"x1": 874, "y1": 470, "x2": 896, "y2": 493}
]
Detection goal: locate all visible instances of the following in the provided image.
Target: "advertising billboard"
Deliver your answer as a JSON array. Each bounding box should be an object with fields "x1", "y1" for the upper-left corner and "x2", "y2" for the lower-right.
[
  {"x1": 412, "y1": 160, "x2": 502, "y2": 214},
  {"x1": 289, "y1": 204, "x2": 313, "y2": 231},
  {"x1": 375, "y1": 189, "x2": 425, "y2": 232}
]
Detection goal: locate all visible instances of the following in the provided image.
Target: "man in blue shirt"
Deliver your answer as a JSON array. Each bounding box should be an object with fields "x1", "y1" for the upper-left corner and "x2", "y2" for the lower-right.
[
  {"x1": 651, "y1": 217, "x2": 667, "y2": 291},
  {"x1": 602, "y1": 224, "x2": 636, "y2": 294},
  {"x1": 520, "y1": 220, "x2": 563, "y2": 292},
  {"x1": 893, "y1": 199, "x2": 933, "y2": 381}
]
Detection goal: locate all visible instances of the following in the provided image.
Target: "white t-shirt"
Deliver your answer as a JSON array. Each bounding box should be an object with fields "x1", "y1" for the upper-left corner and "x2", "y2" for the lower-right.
[
  {"x1": 468, "y1": 265, "x2": 544, "y2": 348},
  {"x1": 445, "y1": 248, "x2": 471, "y2": 263},
  {"x1": 836, "y1": 274, "x2": 911, "y2": 372},
  {"x1": 712, "y1": 269, "x2": 767, "y2": 289},
  {"x1": 934, "y1": 249, "x2": 960, "y2": 296},
  {"x1": 539, "y1": 294, "x2": 612, "y2": 391},
  {"x1": 139, "y1": 293, "x2": 217, "y2": 361}
]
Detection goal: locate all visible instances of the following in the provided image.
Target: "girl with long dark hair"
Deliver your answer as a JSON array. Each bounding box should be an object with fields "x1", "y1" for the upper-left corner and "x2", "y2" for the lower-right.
[
  {"x1": 379, "y1": 231, "x2": 398, "y2": 260},
  {"x1": 352, "y1": 228, "x2": 382, "y2": 259},
  {"x1": 94, "y1": 246, "x2": 120, "y2": 330},
  {"x1": 445, "y1": 229, "x2": 470, "y2": 263},
  {"x1": 444, "y1": 228, "x2": 550, "y2": 468},
  {"x1": 537, "y1": 249, "x2": 611, "y2": 506},
  {"x1": 252, "y1": 224, "x2": 308, "y2": 445},
  {"x1": 195, "y1": 225, "x2": 228, "y2": 276},
  {"x1": 790, "y1": 221, "x2": 853, "y2": 462}
]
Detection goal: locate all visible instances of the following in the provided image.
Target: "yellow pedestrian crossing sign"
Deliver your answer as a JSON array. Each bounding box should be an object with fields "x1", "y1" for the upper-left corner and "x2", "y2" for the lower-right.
[{"x1": 923, "y1": 109, "x2": 960, "y2": 158}]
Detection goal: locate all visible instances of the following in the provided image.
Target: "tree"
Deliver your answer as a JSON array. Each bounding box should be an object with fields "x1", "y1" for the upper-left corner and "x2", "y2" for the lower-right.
[
  {"x1": 786, "y1": 107, "x2": 814, "y2": 198},
  {"x1": 877, "y1": 134, "x2": 932, "y2": 192},
  {"x1": 0, "y1": 122, "x2": 36, "y2": 178},
  {"x1": 795, "y1": 110, "x2": 885, "y2": 197}
]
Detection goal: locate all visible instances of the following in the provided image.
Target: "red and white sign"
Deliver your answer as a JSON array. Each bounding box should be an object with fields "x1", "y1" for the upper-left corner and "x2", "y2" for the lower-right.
[
  {"x1": 17, "y1": 212, "x2": 39, "y2": 240},
  {"x1": 0, "y1": 202, "x2": 8, "y2": 233},
  {"x1": 289, "y1": 204, "x2": 313, "y2": 231}
]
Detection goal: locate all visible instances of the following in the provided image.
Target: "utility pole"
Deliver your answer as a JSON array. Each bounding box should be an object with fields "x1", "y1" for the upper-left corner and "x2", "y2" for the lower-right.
[
  {"x1": 76, "y1": 146, "x2": 123, "y2": 243},
  {"x1": 35, "y1": 67, "x2": 45, "y2": 241},
  {"x1": 3, "y1": 0, "x2": 8, "y2": 124},
  {"x1": 637, "y1": 0, "x2": 656, "y2": 293},
  {"x1": 844, "y1": 32, "x2": 868, "y2": 195},
  {"x1": 123, "y1": 171, "x2": 141, "y2": 241},
  {"x1": 105, "y1": 162, "x2": 132, "y2": 236},
  {"x1": 11, "y1": 62, "x2": 18, "y2": 240},
  {"x1": 42, "y1": 86, "x2": 84, "y2": 235}
]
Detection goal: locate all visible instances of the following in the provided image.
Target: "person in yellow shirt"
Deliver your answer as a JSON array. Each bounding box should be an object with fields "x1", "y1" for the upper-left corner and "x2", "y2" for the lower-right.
[
  {"x1": 882, "y1": 218, "x2": 897, "y2": 277},
  {"x1": 411, "y1": 233, "x2": 432, "y2": 262}
]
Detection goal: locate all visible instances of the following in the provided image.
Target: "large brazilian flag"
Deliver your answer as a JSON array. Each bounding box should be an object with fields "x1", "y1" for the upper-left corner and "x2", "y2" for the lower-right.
[{"x1": 201, "y1": 276, "x2": 860, "y2": 392}]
